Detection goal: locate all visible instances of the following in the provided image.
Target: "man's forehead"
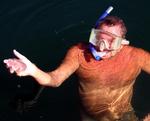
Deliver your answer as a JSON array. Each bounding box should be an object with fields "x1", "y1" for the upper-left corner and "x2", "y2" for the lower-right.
[
  {"x1": 100, "y1": 24, "x2": 122, "y2": 37},
  {"x1": 95, "y1": 29, "x2": 121, "y2": 39}
]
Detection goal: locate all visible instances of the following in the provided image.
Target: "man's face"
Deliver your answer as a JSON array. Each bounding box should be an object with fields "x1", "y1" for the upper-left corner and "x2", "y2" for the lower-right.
[
  {"x1": 95, "y1": 24, "x2": 123, "y2": 51},
  {"x1": 98, "y1": 24, "x2": 122, "y2": 39}
]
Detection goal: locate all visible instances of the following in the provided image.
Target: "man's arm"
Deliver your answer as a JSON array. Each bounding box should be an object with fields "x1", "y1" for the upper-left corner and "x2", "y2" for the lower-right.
[
  {"x1": 33, "y1": 45, "x2": 80, "y2": 87},
  {"x1": 4, "y1": 46, "x2": 80, "y2": 87},
  {"x1": 135, "y1": 48, "x2": 150, "y2": 74}
]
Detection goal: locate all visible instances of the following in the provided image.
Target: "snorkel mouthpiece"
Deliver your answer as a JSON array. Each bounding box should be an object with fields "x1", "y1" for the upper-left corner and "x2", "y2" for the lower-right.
[{"x1": 89, "y1": 43, "x2": 101, "y2": 60}]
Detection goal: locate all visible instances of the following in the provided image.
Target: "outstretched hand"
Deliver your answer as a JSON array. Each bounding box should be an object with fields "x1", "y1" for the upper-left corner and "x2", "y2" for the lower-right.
[{"x1": 3, "y1": 50, "x2": 36, "y2": 77}]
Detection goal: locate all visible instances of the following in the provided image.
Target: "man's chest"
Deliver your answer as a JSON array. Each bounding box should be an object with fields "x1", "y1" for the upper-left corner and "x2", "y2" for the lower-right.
[{"x1": 77, "y1": 52, "x2": 141, "y2": 88}]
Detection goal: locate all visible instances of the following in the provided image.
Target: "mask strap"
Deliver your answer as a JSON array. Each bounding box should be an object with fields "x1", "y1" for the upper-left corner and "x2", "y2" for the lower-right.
[{"x1": 121, "y1": 39, "x2": 130, "y2": 45}]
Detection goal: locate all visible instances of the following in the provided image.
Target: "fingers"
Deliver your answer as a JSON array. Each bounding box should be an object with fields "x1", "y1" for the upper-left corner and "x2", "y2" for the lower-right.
[
  {"x1": 3, "y1": 59, "x2": 14, "y2": 67},
  {"x1": 10, "y1": 67, "x2": 15, "y2": 73},
  {"x1": 4, "y1": 59, "x2": 17, "y2": 67},
  {"x1": 4, "y1": 59, "x2": 18, "y2": 74},
  {"x1": 3, "y1": 59, "x2": 8, "y2": 64},
  {"x1": 3, "y1": 58, "x2": 26, "y2": 72}
]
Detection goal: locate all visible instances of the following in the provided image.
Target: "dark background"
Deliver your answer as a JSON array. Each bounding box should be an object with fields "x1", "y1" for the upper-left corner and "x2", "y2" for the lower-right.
[{"x1": 0, "y1": 0, "x2": 150, "y2": 121}]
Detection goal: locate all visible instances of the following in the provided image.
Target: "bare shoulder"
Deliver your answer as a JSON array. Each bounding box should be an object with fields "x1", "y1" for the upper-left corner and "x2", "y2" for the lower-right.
[
  {"x1": 68, "y1": 42, "x2": 88, "y2": 51},
  {"x1": 143, "y1": 114, "x2": 150, "y2": 121},
  {"x1": 124, "y1": 45, "x2": 150, "y2": 55}
]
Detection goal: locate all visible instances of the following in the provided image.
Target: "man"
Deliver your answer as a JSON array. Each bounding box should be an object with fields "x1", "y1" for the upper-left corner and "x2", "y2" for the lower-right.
[{"x1": 4, "y1": 16, "x2": 150, "y2": 121}]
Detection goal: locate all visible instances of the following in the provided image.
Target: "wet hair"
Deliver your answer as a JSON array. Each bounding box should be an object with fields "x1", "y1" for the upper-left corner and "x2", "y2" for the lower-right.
[{"x1": 97, "y1": 16, "x2": 127, "y2": 38}]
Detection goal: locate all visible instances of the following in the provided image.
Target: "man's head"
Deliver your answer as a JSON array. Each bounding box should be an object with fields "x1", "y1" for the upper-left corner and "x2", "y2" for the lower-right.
[
  {"x1": 97, "y1": 16, "x2": 127, "y2": 38},
  {"x1": 89, "y1": 16, "x2": 129, "y2": 52}
]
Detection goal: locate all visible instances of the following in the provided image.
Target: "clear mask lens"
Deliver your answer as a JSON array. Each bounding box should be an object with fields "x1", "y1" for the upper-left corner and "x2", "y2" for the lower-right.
[{"x1": 89, "y1": 28, "x2": 127, "y2": 51}]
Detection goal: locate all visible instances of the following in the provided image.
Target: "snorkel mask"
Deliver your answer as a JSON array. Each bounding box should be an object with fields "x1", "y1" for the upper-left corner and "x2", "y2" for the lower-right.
[
  {"x1": 89, "y1": 28, "x2": 129, "y2": 51},
  {"x1": 89, "y1": 6, "x2": 129, "y2": 60}
]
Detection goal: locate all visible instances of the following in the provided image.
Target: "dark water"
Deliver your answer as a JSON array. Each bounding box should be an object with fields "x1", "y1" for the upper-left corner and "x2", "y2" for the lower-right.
[{"x1": 0, "y1": 0, "x2": 150, "y2": 121}]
